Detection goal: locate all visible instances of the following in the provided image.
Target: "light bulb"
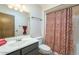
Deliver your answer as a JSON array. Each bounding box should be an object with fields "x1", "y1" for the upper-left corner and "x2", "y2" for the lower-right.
[
  {"x1": 19, "y1": 9, "x2": 23, "y2": 12},
  {"x1": 22, "y1": 5, "x2": 27, "y2": 11},
  {"x1": 8, "y1": 5, "x2": 13, "y2": 9},
  {"x1": 14, "y1": 7, "x2": 18, "y2": 10}
]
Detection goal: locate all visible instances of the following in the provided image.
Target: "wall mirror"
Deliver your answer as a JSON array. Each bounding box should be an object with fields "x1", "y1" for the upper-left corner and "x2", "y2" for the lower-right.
[{"x1": 0, "y1": 4, "x2": 30, "y2": 38}]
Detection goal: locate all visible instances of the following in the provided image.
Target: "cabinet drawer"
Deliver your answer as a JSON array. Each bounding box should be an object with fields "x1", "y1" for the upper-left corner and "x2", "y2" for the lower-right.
[
  {"x1": 7, "y1": 50, "x2": 21, "y2": 55},
  {"x1": 27, "y1": 49, "x2": 39, "y2": 55},
  {"x1": 21, "y1": 42, "x2": 38, "y2": 55}
]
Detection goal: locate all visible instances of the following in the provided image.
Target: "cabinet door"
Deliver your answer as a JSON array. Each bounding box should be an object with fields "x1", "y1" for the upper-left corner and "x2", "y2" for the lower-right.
[
  {"x1": 0, "y1": 17, "x2": 3, "y2": 38},
  {"x1": 0, "y1": 28, "x2": 2, "y2": 38},
  {"x1": 27, "y1": 49, "x2": 39, "y2": 55},
  {"x1": 22, "y1": 42, "x2": 38, "y2": 55},
  {"x1": 7, "y1": 50, "x2": 21, "y2": 55},
  {"x1": 0, "y1": 13, "x2": 14, "y2": 38}
]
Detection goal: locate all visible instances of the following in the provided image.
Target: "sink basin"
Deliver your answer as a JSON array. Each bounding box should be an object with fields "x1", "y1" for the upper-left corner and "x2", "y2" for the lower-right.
[
  {"x1": 6, "y1": 40, "x2": 16, "y2": 45},
  {"x1": 7, "y1": 39, "x2": 28, "y2": 47}
]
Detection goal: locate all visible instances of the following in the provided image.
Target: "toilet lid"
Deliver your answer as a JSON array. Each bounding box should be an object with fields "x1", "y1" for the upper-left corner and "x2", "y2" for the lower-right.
[{"x1": 39, "y1": 44, "x2": 51, "y2": 51}]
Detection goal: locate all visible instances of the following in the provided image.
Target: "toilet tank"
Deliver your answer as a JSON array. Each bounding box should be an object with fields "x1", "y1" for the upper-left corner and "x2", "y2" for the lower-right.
[{"x1": 35, "y1": 36, "x2": 43, "y2": 45}]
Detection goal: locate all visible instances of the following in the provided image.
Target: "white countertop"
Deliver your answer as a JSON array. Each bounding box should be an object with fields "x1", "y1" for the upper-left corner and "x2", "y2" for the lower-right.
[{"x1": 0, "y1": 37, "x2": 38, "y2": 55}]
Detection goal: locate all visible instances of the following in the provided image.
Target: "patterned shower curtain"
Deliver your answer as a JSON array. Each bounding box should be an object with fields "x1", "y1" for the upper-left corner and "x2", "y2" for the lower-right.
[{"x1": 45, "y1": 7, "x2": 73, "y2": 55}]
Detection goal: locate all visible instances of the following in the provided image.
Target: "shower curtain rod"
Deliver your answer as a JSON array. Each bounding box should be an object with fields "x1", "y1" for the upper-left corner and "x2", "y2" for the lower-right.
[{"x1": 46, "y1": 4, "x2": 79, "y2": 14}]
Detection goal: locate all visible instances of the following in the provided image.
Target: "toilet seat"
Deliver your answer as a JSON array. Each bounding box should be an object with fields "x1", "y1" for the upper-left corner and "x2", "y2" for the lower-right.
[
  {"x1": 39, "y1": 44, "x2": 51, "y2": 51},
  {"x1": 39, "y1": 44, "x2": 52, "y2": 54}
]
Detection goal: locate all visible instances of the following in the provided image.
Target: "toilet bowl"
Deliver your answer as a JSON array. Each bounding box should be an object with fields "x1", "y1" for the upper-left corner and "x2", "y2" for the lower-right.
[
  {"x1": 36, "y1": 37, "x2": 53, "y2": 55},
  {"x1": 39, "y1": 44, "x2": 53, "y2": 54}
]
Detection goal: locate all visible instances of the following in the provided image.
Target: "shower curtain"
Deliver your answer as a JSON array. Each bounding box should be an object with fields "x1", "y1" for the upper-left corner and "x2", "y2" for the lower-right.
[{"x1": 45, "y1": 7, "x2": 73, "y2": 55}]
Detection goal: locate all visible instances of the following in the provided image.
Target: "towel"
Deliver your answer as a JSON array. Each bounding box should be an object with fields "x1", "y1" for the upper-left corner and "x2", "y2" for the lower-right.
[{"x1": 0, "y1": 38, "x2": 7, "y2": 46}]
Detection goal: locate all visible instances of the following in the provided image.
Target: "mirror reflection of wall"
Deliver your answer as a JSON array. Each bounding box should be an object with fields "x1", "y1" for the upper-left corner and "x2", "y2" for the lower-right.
[
  {"x1": 0, "y1": 4, "x2": 30, "y2": 38},
  {"x1": 15, "y1": 12, "x2": 30, "y2": 36}
]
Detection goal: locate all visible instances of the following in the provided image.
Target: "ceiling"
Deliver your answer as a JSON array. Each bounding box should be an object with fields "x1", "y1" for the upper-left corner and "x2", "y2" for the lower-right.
[
  {"x1": 39, "y1": 4, "x2": 60, "y2": 11},
  {"x1": 2, "y1": 4, "x2": 61, "y2": 11}
]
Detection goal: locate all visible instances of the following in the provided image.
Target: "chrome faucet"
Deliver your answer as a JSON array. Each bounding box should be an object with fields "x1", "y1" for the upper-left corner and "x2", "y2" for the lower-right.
[{"x1": 16, "y1": 38, "x2": 22, "y2": 41}]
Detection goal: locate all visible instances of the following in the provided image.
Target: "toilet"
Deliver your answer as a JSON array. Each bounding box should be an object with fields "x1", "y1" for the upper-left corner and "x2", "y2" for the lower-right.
[{"x1": 36, "y1": 37, "x2": 53, "y2": 55}]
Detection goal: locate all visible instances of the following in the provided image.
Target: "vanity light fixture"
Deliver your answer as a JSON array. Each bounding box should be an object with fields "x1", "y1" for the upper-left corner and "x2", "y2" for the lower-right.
[{"x1": 7, "y1": 4, "x2": 26, "y2": 12}]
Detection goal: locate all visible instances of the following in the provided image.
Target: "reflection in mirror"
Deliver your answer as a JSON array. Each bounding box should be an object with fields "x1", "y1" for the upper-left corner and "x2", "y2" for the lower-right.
[{"x1": 0, "y1": 4, "x2": 30, "y2": 38}]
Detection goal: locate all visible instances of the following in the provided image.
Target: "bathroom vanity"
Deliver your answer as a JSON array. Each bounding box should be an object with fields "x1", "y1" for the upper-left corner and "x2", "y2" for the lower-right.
[
  {"x1": 0, "y1": 36, "x2": 39, "y2": 55},
  {"x1": 7, "y1": 42, "x2": 38, "y2": 55}
]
